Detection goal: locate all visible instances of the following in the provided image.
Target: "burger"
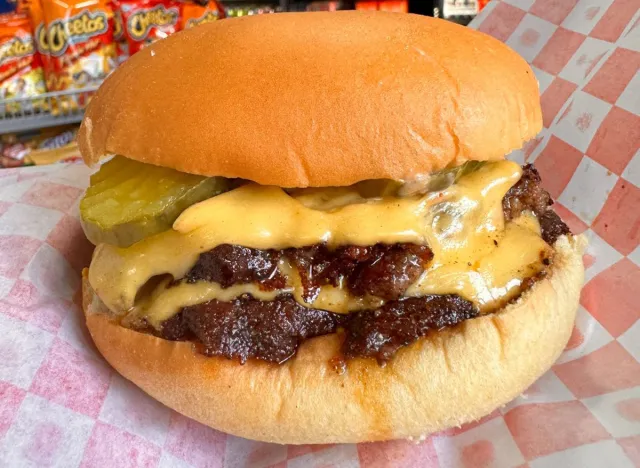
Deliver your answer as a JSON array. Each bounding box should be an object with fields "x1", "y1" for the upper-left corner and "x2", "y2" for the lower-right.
[{"x1": 78, "y1": 11, "x2": 587, "y2": 444}]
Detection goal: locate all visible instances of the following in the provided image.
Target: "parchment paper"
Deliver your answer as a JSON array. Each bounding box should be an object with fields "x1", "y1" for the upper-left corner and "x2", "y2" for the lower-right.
[{"x1": 0, "y1": 2, "x2": 638, "y2": 466}]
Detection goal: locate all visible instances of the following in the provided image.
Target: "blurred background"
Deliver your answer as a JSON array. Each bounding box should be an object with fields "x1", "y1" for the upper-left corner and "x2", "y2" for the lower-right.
[{"x1": 0, "y1": 0, "x2": 487, "y2": 168}]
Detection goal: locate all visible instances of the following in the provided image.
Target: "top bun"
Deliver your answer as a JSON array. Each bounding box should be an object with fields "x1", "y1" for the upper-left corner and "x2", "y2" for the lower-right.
[{"x1": 78, "y1": 12, "x2": 542, "y2": 188}]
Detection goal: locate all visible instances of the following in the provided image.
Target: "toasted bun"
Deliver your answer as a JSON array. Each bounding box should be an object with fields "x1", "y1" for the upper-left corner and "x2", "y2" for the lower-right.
[
  {"x1": 83, "y1": 235, "x2": 585, "y2": 444},
  {"x1": 78, "y1": 12, "x2": 542, "y2": 187}
]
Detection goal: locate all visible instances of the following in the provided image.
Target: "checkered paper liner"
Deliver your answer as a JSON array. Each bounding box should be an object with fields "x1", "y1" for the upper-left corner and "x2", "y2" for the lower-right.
[{"x1": 0, "y1": 3, "x2": 638, "y2": 467}]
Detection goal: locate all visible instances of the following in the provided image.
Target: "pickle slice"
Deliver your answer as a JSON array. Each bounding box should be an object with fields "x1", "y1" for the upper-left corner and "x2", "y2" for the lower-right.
[
  {"x1": 355, "y1": 179, "x2": 404, "y2": 198},
  {"x1": 80, "y1": 156, "x2": 229, "y2": 247},
  {"x1": 397, "y1": 161, "x2": 487, "y2": 197}
]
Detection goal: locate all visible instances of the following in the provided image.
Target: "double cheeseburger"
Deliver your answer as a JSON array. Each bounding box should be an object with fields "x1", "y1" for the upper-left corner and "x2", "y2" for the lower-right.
[{"x1": 78, "y1": 12, "x2": 586, "y2": 444}]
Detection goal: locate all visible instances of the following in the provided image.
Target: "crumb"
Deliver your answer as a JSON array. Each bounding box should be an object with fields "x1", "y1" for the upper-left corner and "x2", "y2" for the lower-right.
[
  {"x1": 329, "y1": 356, "x2": 347, "y2": 375},
  {"x1": 406, "y1": 434, "x2": 428, "y2": 444}
]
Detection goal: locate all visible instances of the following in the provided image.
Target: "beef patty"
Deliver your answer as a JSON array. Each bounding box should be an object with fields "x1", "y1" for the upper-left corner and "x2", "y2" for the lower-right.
[
  {"x1": 159, "y1": 294, "x2": 478, "y2": 364},
  {"x1": 142, "y1": 164, "x2": 571, "y2": 364}
]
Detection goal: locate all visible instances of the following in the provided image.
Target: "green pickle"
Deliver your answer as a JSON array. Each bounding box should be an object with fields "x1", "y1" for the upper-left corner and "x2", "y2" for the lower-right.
[{"x1": 80, "y1": 156, "x2": 229, "y2": 247}]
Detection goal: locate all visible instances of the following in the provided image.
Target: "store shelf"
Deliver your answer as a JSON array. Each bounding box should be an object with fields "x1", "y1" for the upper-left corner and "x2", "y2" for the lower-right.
[{"x1": 0, "y1": 87, "x2": 98, "y2": 134}]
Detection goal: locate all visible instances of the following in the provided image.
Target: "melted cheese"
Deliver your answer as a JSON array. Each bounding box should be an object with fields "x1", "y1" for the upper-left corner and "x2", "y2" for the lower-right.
[
  {"x1": 88, "y1": 160, "x2": 551, "y2": 323},
  {"x1": 281, "y1": 260, "x2": 385, "y2": 314},
  {"x1": 137, "y1": 261, "x2": 385, "y2": 328},
  {"x1": 407, "y1": 215, "x2": 547, "y2": 307},
  {"x1": 129, "y1": 279, "x2": 288, "y2": 327}
]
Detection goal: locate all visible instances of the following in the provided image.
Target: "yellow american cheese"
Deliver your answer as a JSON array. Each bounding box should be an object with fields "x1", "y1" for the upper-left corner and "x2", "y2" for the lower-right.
[{"x1": 88, "y1": 160, "x2": 550, "y2": 325}]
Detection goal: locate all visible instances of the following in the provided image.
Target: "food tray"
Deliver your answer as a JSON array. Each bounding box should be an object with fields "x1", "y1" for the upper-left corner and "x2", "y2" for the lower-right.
[{"x1": 0, "y1": 2, "x2": 638, "y2": 466}]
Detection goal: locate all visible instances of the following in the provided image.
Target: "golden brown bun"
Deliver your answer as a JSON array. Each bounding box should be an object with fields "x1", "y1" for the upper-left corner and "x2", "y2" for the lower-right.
[
  {"x1": 83, "y1": 235, "x2": 585, "y2": 444},
  {"x1": 78, "y1": 12, "x2": 542, "y2": 187}
]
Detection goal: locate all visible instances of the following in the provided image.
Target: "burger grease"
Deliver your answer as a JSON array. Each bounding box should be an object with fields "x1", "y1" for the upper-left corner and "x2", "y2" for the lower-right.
[{"x1": 78, "y1": 12, "x2": 586, "y2": 444}]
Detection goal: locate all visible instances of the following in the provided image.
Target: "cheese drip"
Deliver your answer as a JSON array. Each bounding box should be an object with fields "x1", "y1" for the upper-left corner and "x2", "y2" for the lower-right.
[
  {"x1": 89, "y1": 161, "x2": 551, "y2": 323},
  {"x1": 129, "y1": 279, "x2": 289, "y2": 326},
  {"x1": 132, "y1": 260, "x2": 386, "y2": 327}
]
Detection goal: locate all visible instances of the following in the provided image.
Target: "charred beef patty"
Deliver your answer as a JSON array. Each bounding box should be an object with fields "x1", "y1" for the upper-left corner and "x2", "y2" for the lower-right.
[
  {"x1": 159, "y1": 294, "x2": 478, "y2": 364},
  {"x1": 503, "y1": 164, "x2": 570, "y2": 244},
  {"x1": 145, "y1": 164, "x2": 571, "y2": 364},
  {"x1": 185, "y1": 243, "x2": 433, "y2": 301},
  {"x1": 186, "y1": 245, "x2": 286, "y2": 290}
]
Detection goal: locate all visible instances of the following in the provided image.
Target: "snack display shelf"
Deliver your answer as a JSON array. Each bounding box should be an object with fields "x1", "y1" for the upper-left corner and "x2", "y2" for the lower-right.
[{"x1": 0, "y1": 87, "x2": 99, "y2": 134}]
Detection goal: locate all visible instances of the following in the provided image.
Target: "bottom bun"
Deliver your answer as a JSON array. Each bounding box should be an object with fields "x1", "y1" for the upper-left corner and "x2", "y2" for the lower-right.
[{"x1": 84, "y1": 235, "x2": 586, "y2": 444}]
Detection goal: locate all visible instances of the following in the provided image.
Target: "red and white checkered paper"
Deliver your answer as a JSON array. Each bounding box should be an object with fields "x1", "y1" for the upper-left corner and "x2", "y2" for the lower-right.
[{"x1": 0, "y1": 2, "x2": 639, "y2": 466}]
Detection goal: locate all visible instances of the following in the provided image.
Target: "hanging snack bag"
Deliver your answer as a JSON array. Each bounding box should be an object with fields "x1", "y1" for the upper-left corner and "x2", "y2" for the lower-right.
[
  {"x1": 120, "y1": 0, "x2": 180, "y2": 56},
  {"x1": 180, "y1": 0, "x2": 225, "y2": 30},
  {"x1": 42, "y1": 0, "x2": 118, "y2": 92},
  {"x1": 27, "y1": 0, "x2": 57, "y2": 91},
  {"x1": 0, "y1": 13, "x2": 47, "y2": 113},
  {"x1": 110, "y1": 0, "x2": 129, "y2": 63},
  {"x1": 16, "y1": 0, "x2": 33, "y2": 14}
]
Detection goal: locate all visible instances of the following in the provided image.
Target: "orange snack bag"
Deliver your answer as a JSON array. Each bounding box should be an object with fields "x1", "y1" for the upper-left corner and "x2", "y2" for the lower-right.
[
  {"x1": 42, "y1": 0, "x2": 118, "y2": 91},
  {"x1": 110, "y1": 0, "x2": 129, "y2": 63},
  {"x1": 27, "y1": 0, "x2": 57, "y2": 91},
  {"x1": 180, "y1": 0, "x2": 225, "y2": 30},
  {"x1": 16, "y1": 0, "x2": 33, "y2": 13},
  {"x1": 0, "y1": 13, "x2": 47, "y2": 111},
  {"x1": 119, "y1": 0, "x2": 180, "y2": 56}
]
